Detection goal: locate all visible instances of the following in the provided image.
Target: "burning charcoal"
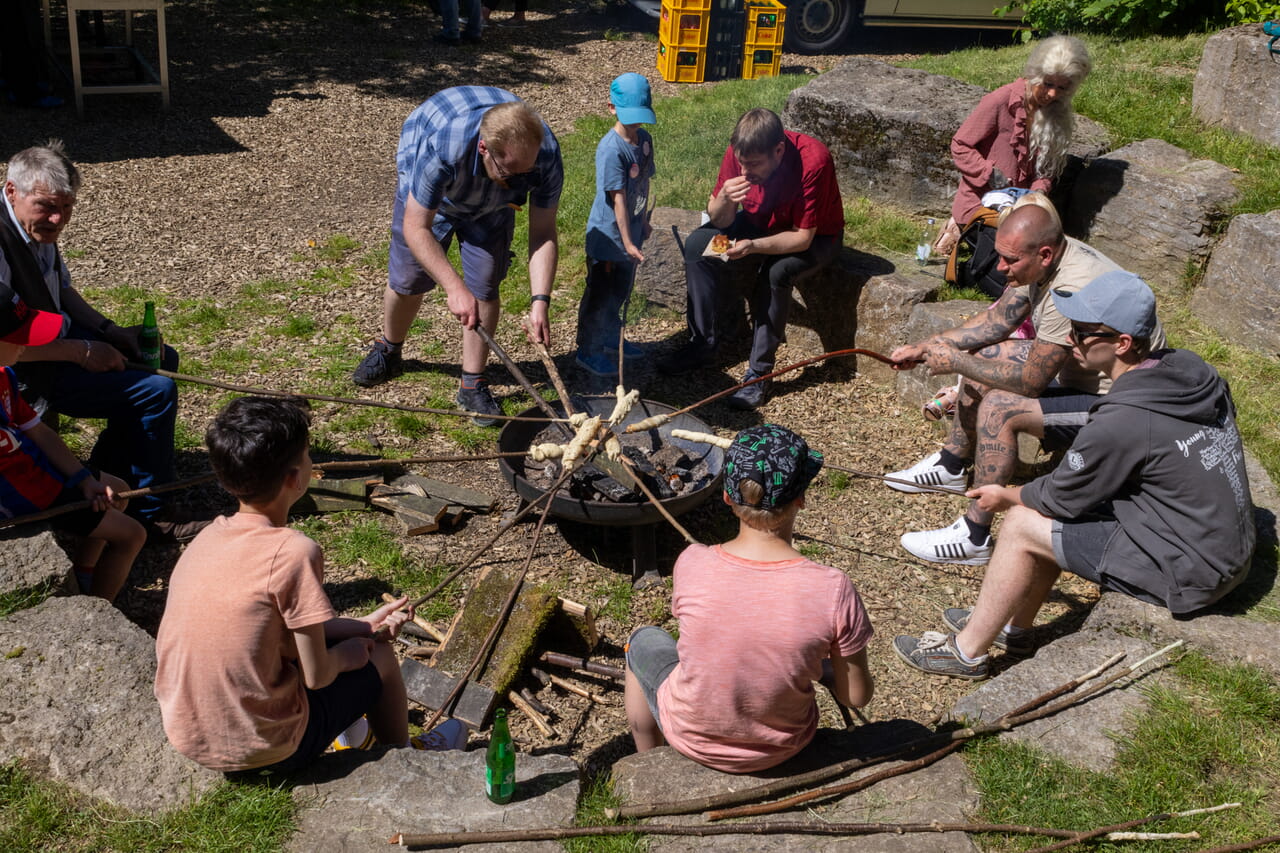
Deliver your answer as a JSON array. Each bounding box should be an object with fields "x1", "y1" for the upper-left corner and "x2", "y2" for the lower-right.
[{"x1": 650, "y1": 444, "x2": 692, "y2": 472}]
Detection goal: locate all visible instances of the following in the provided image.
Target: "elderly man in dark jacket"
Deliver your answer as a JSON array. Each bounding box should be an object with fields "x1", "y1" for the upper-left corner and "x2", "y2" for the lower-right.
[{"x1": 894, "y1": 270, "x2": 1255, "y2": 680}]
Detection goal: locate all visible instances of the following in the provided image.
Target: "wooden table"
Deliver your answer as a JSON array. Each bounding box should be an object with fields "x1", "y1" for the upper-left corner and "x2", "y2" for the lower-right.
[{"x1": 41, "y1": 0, "x2": 170, "y2": 114}]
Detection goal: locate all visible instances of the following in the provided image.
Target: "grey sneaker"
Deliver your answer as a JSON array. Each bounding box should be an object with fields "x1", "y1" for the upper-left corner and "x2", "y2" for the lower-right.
[
  {"x1": 352, "y1": 340, "x2": 403, "y2": 388},
  {"x1": 456, "y1": 382, "x2": 501, "y2": 427},
  {"x1": 893, "y1": 631, "x2": 988, "y2": 680},
  {"x1": 727, "y1": 369, "x2": 771, "y2": 411},
  {"x1": 941, "y1": 608, "x2": 1035, "y2": 657}
]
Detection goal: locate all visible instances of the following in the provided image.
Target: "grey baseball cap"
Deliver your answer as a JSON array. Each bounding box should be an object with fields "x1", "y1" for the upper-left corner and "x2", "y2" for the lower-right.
[{"x1": 1052, "y1": 270, "x2": 1157, "y2": 337}]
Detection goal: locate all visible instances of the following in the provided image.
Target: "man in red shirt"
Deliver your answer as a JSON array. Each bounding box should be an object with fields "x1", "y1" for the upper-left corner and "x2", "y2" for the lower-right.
[{"x1": 658, "y1": 108, "x2": 844, "y2": 410}]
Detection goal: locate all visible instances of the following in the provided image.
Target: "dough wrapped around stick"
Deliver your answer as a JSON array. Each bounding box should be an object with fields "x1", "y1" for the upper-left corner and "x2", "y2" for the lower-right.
[
  {"x1": 529, "y1": 443, "x2": 565, "y2": 462},
  {"x1": 603, "y1": 434, "x2": 622, "y2": 462},
  {"x1": 561, "y1": 416, "x2": 602, "y2": 472},
  {"x1": 670, "y1": 429, "x2": 732, "y2": 449},
  {"x1": 607, "y1": 386, "x2": 641, "y2": 425},
  {"x1": 568, "y1": 412, "x2": 590, "y2": 428},
  {"x1": 625, "y1": 413, "x2": 670, "y2": 434}
]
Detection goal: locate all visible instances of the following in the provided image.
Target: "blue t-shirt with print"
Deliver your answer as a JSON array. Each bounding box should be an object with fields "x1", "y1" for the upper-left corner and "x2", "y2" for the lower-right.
[{"x1": 584, "y1": 127, "x2": 654, "y2": 265}]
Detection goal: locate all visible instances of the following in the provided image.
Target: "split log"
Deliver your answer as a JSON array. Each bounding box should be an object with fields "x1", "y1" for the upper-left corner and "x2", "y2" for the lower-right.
[
  {"x1": 518, "y1": 687, "x2": 553, "y2": 717},
  {"x1": 370, "y1": 484, "x2": 450, "y2": 535},
  {"x1": 390, "y1": 474, "x2": 497, "y2": 514},
  {"x1": 434, "y1": 566, "x2": 558, "y2": 696},
  {"x1": 539, "y1": 650, "x2": 624, "y2": 681},
  {"x1": 399, "y1": 657, "x2": 496, "y2": 729}
]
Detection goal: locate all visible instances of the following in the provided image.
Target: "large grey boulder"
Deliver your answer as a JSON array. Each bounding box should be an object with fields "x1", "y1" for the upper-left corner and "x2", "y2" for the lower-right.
[
  {"x1": 950, "y1": 628, "x2": 1167, "y2": 772},
  {"x1": 854, "y1": 270, "x2": 941, "y2": 383},
  {"x1": 1064, "y1": 139, "x2": 1239, "y2": 288},
  {"x1": 0, "y1": 527, "x2": 75, "y2": 599},
  {"x1": 893, "y1": 299, "x2": 989, "y2": 408},
  {"x1": 0, "y1": 596, "x2": 220, "y2": 812},
  {"x1": 784, "y1": 58, "x2": 1108, "y2": 217},
  {"x1": 1193, "y1": 24, "x2": 1280, "y2": 148},
  {"x1": 1191, "y1": 210, "x2": 1280, "y2": 354},
  {"x1": 288, "y1": 747, "x2": 579, "y2": 852},
  {"x1": 612, "y1": 724, "x2": 979, "y2": 852}
]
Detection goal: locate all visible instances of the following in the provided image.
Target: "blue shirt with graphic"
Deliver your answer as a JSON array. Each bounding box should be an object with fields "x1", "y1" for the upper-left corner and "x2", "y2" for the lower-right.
[{"x1": 584, "y1": 127, "x2": 654, "y2": 264}]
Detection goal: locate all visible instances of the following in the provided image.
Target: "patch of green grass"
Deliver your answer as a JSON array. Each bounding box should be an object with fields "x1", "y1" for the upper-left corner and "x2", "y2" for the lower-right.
[
  {"x1": 595, "y1": 575, "x2": 635, "y2": 624},
  {"x1": 825, "y1": 470, "x2": 851, "y2": 494},
  {"x1": 966, "y1": 652, "x2": 1280, "y2": 850},
  {"x1": 281, "y1": 315, "x2": 318, "y2": 338},
  {"x1": 0, "y1": 582, "x2": 56, "y2": 619},
  {"x1": 391, "y1": 413, "x2": 431, "y2": 438},
  {"x1": 314, "y1": 233, "x2": 361, "y2": 262},
  {"x1": 565, "y1": 774, "x2": 645, "y2": 853},
  {"x1": 797, "y1": 540, "x2": 826, "y2": 560},
  {"x1": 0, "y1": 761, "x2": 295, "y2": 853},
  {"x1": 842, "y1": 196, "x2": 920, "y2": 260},
  {"x1": 359, "y1": 241, "x2": 390, "y2": 270}
]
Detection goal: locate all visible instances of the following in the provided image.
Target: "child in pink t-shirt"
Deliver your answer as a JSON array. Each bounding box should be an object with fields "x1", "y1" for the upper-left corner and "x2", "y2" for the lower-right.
[{"x1": 624, "y1": 424, "x2": 874, "y2": 773}]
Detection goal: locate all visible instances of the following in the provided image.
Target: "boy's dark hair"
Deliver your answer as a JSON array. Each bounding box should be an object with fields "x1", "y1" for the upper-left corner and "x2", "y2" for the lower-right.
[
  {"x1": 730, "y1": 108, "x2": 785, "y2": 158},
  {"x1": 206, "y1": 396, "x2": 311, "y2": 504}
]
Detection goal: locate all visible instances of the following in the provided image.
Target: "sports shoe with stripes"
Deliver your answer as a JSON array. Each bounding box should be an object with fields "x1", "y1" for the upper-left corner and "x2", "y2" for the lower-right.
[
  {"x1": 941, "y1": 607, "x2": 1035, "y2": 657},
  {"x1": 884, "y1": 451, "x2": 968, "y2": 494},
  {"x1": 900, "y1": 517, "x2": 993, "y2": 565}
]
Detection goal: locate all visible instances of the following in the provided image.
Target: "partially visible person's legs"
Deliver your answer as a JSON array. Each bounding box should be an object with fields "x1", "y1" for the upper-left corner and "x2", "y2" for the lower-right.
[
  {"x1": 81, "y1": 504, "x2": 146, "y2": 603},
  {"x1": 745, "y1": 233, "x2": 840, "y2": 375},
  {"x1": 366, "y1": 641, "x2": 410, "y2": 746},
  {"x1": 624, "y1": 626, "x2": 678, "y2": 751}
]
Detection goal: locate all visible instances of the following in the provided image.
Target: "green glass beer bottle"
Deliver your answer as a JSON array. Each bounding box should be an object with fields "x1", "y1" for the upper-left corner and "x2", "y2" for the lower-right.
[
  {"x1": 485, "y1": 708, "x2": 515, "y2": 804},
  {"x1": 139, "y1": 301, "x2": 161, "y2": 369}
]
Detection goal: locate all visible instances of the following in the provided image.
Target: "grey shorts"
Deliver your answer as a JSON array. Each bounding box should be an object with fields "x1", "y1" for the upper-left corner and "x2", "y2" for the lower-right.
[
  {"x1": 625, "y1": 626, "x2": 679, "y2": 730},
  {"x1": 1052, "y1": 516, "x2": 1164, "y2": 606},
  {"x1": 1037, "y1": 385, "x2": 1100, "y2": 452},
  {"x1": 388, "y1": 191, "x2": 515, "y2": 301}
]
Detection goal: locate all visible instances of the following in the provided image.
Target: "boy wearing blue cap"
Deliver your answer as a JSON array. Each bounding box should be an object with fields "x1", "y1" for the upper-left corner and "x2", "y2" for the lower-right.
[
  {"x1": 575, "y1": 73, "x2": 657, "y2": 377},
  {"x1": 624, "y1": 424, "x2": 874, "y2": 772},
  {"x1": 895, "y1": 271, "x2": 1255, "y2": 680}
]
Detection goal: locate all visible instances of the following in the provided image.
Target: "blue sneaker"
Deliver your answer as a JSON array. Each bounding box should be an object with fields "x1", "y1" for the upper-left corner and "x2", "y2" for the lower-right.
[{"x1": 576, "y1": 349, "x2": 618, "y2": 377}]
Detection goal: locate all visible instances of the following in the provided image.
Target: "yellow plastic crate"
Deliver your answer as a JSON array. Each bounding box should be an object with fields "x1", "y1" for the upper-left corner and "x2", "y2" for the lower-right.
[
  {"x1": 742, "y1": 46, "x2": 780, "y2": 79},
  {"x1": 657, "y1": 41, "x2": 706, "y2": 83},
  {"x1": 659, "y1": 7, "x2": 709, "y2": 47},
  {"x1": 743, "y1": 0, "x2": 786, "y2": 47}
]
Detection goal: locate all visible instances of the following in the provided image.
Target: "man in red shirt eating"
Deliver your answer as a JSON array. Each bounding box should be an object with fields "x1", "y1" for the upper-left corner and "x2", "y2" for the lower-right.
[{"x1": 658, "y1": 108, "x2": 844, "y2": 410}]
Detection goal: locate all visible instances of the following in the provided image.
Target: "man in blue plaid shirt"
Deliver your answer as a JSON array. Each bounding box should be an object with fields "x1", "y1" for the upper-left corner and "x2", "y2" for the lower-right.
[{"x1": 353, "y1": 87, "x2": 563, "y2": 426}]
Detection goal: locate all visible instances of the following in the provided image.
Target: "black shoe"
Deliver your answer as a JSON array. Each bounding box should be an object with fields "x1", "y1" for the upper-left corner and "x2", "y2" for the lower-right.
[
  {"x1": 657, "y1": 341, "x2": 713, "y2": 375},
  {"x1": 352, "y1": 340, "x2": 403, "y2": 388},
  {"x1": 727, "y1": 369, "x2": 771, "y2": 410},
  {"x1": 456, "y1": 382, "x2": 501, "y2": 427},
  {"x1": 433, "y1": 32, "x2": 461, "y2": 46}
]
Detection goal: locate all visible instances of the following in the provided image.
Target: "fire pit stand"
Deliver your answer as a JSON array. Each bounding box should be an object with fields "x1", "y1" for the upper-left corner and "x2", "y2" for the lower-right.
[{"x1": 498, "y1": 396, "x2": 725, "y2": 585}]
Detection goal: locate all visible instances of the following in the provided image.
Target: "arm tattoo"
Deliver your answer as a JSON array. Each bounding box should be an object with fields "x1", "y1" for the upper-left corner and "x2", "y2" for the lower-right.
[
  {"x1": 956, "y1": 340, "x2": 1071, "y2": 396},
  {"x1": 948, "y1": 290, "x2": 1033, "y2": 351}
]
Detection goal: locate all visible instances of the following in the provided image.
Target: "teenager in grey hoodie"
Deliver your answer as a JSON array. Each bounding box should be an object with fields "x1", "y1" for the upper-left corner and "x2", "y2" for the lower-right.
[{"x1": 894, "y1": 271, "x2": 1254, "y2": 680}]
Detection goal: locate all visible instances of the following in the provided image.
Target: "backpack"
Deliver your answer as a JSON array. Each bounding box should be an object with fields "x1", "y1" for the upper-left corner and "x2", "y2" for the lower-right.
[{"x1": 944, "y1": 207, "x2": 1007, "y2": 299}]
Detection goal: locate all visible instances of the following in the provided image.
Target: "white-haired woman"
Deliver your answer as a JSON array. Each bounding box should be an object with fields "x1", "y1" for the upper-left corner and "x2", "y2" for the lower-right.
[{"x1": 934, "y1": 35, "x2": 1091, "y2": 255}]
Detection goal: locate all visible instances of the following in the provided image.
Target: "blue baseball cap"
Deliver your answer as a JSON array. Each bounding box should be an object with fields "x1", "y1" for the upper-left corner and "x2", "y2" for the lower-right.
[
  {"x1": 610, "y1": 73, "x2": 655, "y2": 125},
  {"x1": 1052, "y1": 270, "x2": 1157, "y2": 337}
]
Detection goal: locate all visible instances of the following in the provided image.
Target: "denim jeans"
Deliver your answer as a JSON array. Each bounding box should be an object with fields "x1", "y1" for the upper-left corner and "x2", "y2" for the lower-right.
[
  {"x1": 440, "y1": 0, "x2": 482, "y2": 39},
  {"x1": 15, "y1": 324, "x2": 179, "y2": 521},
  {"x1": 575, "y1": 258, "x2": 636, "y2": 356}
]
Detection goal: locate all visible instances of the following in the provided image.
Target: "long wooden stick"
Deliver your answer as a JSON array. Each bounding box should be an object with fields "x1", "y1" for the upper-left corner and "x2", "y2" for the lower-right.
[
  {"x1": 507, "y1": 689, "x2": 556, "y2": 738},
  {"x1": 824, "y1": 462, "x2": 971, "y2": 497},
  {"x1": 392, "y1": 819, "x2": 1082, "y2": 848},
  {"x1": 123, "y1": 362, "x2": 565, "y2": 424},
  {"x1": 1195, "y1": 834, "x2": 1280, "y2": 853},
  {"x1": 624, "y1": 347, "x2": 905, "y2": 433},
  {"x1": 0, "y1": 472, "x2": 219, "y2": 530},
  {"x1": 618, "y1": 455, "x2": 699, "y2": 545},
  {"x1": 474, "y1": 326, "x2": 573, "y2": 441},
  {"x1": 1022, "y1": 803, "x2": 1240, "y2": 853},
  {"x1": 538, "y1": 651, "x2": 624, "y2": 680},
  {"x1": 521, "y1": 318, "x2": 577, "y2": 419}
]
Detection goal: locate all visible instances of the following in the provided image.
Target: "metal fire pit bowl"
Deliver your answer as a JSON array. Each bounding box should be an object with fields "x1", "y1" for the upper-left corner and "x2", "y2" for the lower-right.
[{"x1": 498, "y1": 395, "x2": 725, "y2": 527}]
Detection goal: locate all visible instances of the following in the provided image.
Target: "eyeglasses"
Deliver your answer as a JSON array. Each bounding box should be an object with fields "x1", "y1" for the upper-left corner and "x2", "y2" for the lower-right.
[
  {"x1": 483, "y1": 146, "x2": 531, "y2": 182},
  {"x1": 1069, "y1": 322, "x2": 1120, "y2": 342}
]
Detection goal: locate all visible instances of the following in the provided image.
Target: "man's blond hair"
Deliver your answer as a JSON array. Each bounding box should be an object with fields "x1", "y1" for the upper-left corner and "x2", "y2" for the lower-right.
[{"x1": 479, "y1": 101, "x2": 545, "y2": 159}]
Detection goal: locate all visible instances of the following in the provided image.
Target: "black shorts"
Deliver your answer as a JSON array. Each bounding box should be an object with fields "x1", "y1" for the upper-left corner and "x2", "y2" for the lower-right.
[
  {"x1": 47, "y1": 486, "x2": 106, "y2": 537},
  {"x1": 1052, "y1": 516, "x2": 1164, "y2": 607}
]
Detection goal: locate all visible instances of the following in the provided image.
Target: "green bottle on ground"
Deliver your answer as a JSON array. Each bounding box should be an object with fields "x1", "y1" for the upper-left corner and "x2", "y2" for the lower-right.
[
  {"x1": 139, "y1": 301, "x2": 161, "y2": 369},
  {"x1": 485, "y1": 708, "x2": 515, "y2": 804}
]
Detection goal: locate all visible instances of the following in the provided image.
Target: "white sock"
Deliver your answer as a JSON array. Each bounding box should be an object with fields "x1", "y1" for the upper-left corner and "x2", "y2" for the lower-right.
[{"x1": 953, "y1": 638, "x2": 988, "y2": 665}]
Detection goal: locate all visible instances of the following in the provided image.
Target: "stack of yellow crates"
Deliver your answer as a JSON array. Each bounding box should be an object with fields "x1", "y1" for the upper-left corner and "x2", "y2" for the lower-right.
[
  {"x1": 657, "y1": 0, "x2": 712, "y2": 83},
  {"x1": 742, "y1": 0, "x2": 785, "y2": 79}
]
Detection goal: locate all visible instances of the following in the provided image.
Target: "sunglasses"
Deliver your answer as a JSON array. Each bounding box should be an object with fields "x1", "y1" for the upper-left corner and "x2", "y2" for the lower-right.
[{"x1": 1069, "y1": 322, "x2": 1120, "y2": 342}]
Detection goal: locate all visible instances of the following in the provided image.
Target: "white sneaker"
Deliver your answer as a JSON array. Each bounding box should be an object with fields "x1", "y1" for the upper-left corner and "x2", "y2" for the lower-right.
[
  {"x1": 885, "y1": 451, "x2": 968, "y2": 494},
  {"x1": 410, "y1": 718, "x2": 468, "y2": 752},
  {"x1": 901, "y1": 517, "x2": 993, "y2": 565}
]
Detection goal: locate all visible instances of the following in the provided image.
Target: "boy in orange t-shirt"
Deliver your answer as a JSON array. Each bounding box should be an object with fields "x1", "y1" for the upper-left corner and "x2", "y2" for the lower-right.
[{"x1": 155, "y1": 396, "x2": 462, "y2": 774}]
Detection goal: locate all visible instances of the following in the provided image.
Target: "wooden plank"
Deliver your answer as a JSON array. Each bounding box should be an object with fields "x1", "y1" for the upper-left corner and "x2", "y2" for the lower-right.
[
  {"x1": 399, "y1": 658, "x2": 497, "y2": 729},
  {"x1": 370, "y1": 485, "x2": 450, "y2": 535},
  {"x1": 290, "y1": 476, "x2": 373, "y2": 514},
  {"x1": 393, "y1": 510, "x2": 439, "y2": 536},
  {"x1": 391, "y1": 474, "x2": 497, "y2": 512}
]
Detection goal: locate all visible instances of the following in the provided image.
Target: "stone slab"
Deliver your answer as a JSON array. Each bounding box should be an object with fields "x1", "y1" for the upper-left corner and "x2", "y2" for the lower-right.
[
  {"x1": 784, "y1": 57, "x2": 1108, "y2": 218},
  {"x1": 949, "y1": 628, "x2": 1166, "y2": 772},
  {"x1": 612, "y1": 723, "x2": 978, "y2": 853},
  {"x1": 0, "y1": 527, "x2": 75, "y2": 599},
  {"x1": 289, "y1": 746, "x2": 579, "y2": 853},
  {"x1": 894, "y1": 299, "x2": 989, "y2": 408},
  {"x1": 853, "y1": 270, "x2": 941, "y2": 384},
  {"x1": 633, "y1": 206, "x2": 707, "y2": 311},
  {"x1": 1064, "y1": 138, "x2": 1238, "y2": 288},
  {"x1": 0, "y1": 596, "x2": 220, "y2": 813},
  {"x1": 1192, "y1": 210, "x2": 1280, "y2": 354},
  {"x1": 1193, "y1": 24, "x2": 1280, "y2": 148}
]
